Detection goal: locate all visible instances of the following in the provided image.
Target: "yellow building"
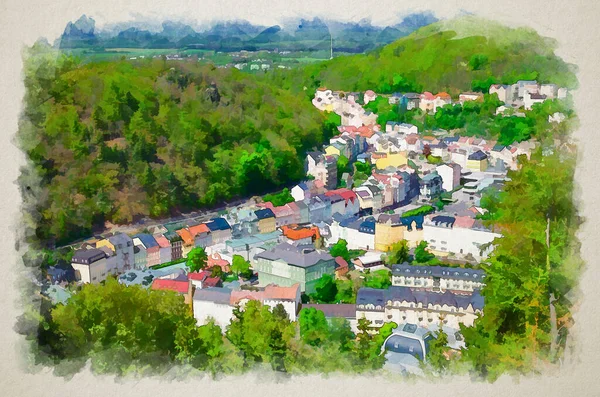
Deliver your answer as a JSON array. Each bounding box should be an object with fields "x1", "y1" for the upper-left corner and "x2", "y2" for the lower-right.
[
  {"x1": 96, "y1": 238, "x2": 115, "y2": 253},
  {"x1": 375, "y1": 215, "x2": 424, "y2": 251},
  {"x1": 466, "y1": 150, "x2": 489, "y2": 171},
  {"x1": 375, "y1": 152, "x2": 408, "y2": 170},
  {"x1": 255, "y1": 208, "x2": 277, "y2": 234},
  {"x1": 324, "y1": 145, "x2": 342, "y2": 157}
]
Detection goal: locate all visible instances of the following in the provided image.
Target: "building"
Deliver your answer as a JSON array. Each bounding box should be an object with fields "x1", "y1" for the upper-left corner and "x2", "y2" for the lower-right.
[
  {"x1": 205, "y1": 218, "x2": 232, "y2": 244},
  {"x1": 375, "y1": 152, "x2": 408, "y2": 170},
  {"x1": 71, "y1": 248, "x2": 117, "y2": 284},
  {"x1": 391, "y1": 263, "x2": 486, "y2": 293},
  {"x1": 291, "y1": 182, "x2": 311, "y2": 202},
  {"x1": 254, "y1": 208, "x2": 277, "y2": 233},
  {"x1": 356, "y1": 286, "x2": 484, "y2": 329},
  {"x1": 189, "y1": 223, "x2": 213, "y2": 248},
  {"x1": 375, "y1": 214, "x2": 424, "y2": 252},
  {"x1": 96, "y1": 233, "x2": 134, "y2": 272},
  {"x1": 225, "y1": 231, "x2": 283, "y2": 261},
  {"x1": 328, "y1": 215, "x2": 376, "y2": 251},
  {"x1": 306, "y1": 152, "x2": 338, "y2": 190},
  {"x1": 382, "y1": 323, "x2": 434, "y2": 361},
  {"x1": 253, "y1": 242, "x2": 336, "y2": 294},
  {"x1": 151, "y1": 278, "x2": 193, "y2": 305},
  {"x1": 154, "y1": 235, "x2": 172, "y2": 264},
  {"x1": 176, "y1": 228, "x2": 195, "y2": 258},
  {"x1": 352, "y1": 252, "x2": 386, "y2": 272},
  {"x1": 489, "y1": 84, "x2": 512, "y2": 103},
  {"x1": 281, "y1": 224, "x2": 320, "y2": 245},
  {"x1": 364, "y1": 90, "x2": 377, "y2": 104},
  {"x1": 458, "y1": 92, "x2": 483, "y2": 104},
  {"x1": 164, "y1": 232, "x2": 183, "y2": 261},
  {"x1": 466, "y1": 150, "x2": 489, "y2": 171},
  {"x1": 422, "y1": 215, "x2": 501, "y2": 261},
  {"x1": 524, "y1": 92, "x2": 547, "y2": 110},
  {"x1": 188, "y1": 270, "x2": 223, "y2": 290},
  {"x1": 436, "y1": 163, "x2": 462, "y2": 192},
  {"x1": 334, "y1": 257, "x2": 350, "y2": 279},
  {"x1": 419, "y1": 172, "x2": 443, "y2": 201},
  {"x1": 193, "y1": 284, "x2": 301, "y2": 330}
]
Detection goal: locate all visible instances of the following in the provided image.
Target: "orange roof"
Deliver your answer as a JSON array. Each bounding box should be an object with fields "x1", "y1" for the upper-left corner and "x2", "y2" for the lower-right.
[
  {"x1": 281, "y1": 224, "x2": 320, "y2": 240},
  {"x1": 176, "y1": 228, "x2": 195, "y2": 246},
  {"x1": 229, "y1": 283, "x2": 300, "y2": 304},
  {"x1": 325, "y1": 188, "x2": 357, "y2": 204},
  {"x1": 189, "y1": 224, "x2": 210, "y2": 237},
  {"x1": 436, "y1": 92, "x2": 451, "y2": 99},
  {"x1": 151, "y1": 279, "x2": 189, "y2": 294}
]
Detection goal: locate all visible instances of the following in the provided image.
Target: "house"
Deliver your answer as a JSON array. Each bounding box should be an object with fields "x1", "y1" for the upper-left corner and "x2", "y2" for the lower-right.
[
  {"x1": 291, "y1": 182, "x2": 311, "y2": 202},
  {"x1": 325, "y1": 188, "x2": 360, "y2": 217},
  {"x1": 539, "y1": 84, "x2": 558, "y2": 99},
  {"x1": 281, "y1": 224, "x2": 320, "y2": 245},
  {"x1": 71, "y1": 248, "x2": 117, "y2": 284},
  {"x1": 391, "y1": 263, "x2": 486, "y2": 293},
  {"x1": 436, "y1": 163, "x2": 462, "y2": 192},
  {"x1": 176, "y1": 228, "x2": 195, "y2": 258},
  {"x1": 328, "y1": 215, "x2": 376, "y2": 251},
  {"x1": 489, "y1": 84, "x2": 511, "y2": 103},
  {"x1": 301, "y1": 304, "x2": 356, "y2": 322},
  {"x1": 524, "y1": 92, "x2": 547, "y2": 110},
  {"x1": 193, "y1": 283, "x2": 301, "y2": 330},
  {"x1": 132, "y1": 234, "x2": 159, "y2": 269},
  {"x1": 356, "y1": 286, "x2": 484, "y2": 329},
  {"x1": 364, "y1": 90, "x2": 377, "y2": 104},
  {"x1": 467, "y1": 150, "x2": 488, "y2": 171},
  {"x1": 207, "y1": 252, "x2": 231, "y2": 273},
  {"x1": 188, "y1": 270, "x2": 223, "y2": 290},
  {"x1": 419, "y1": 172, "x2": 443, "y2": 201},
  {"x1": 375, "y1": 214, "x2": 424, "y2": 251},
  {"x1": 205, "y1": 218, "x2": 232, "y2": 244},
  {"x1": 352, "y1": 252, "x2": 386, "y2": 272},
  {"x1": 307, "y1": 195, "x2": 332, "y2": 224},
  {"x1": 189, "y1": 223, "x2": 212, "y2": 248},
  {"x1": 151, "y1": 278, "x2": 193, "y2": 305},
  {"x1": 253, "y1": 242, "x2": 335, "y2": 293},
  {"x1": 305, "y1": 152, "x2": 337, "y2": 190},
  {"x1": 375, "y1": 152, "x2": 408, "y2": 169},
  {"x1": 96, "y1": 233, "x2": 134, "y2": 272},
  {"x1": 422, "y1": 214, "x2": 501, "y2": 261},
  {"x1": 164, "y1": 232, "x2": 183, "y2": 261},
  {"x1": 254, "y1": 208, "x2": 276, "y2": 233},
  {"x1": 458, "y1": 92, "x2": 483, "y2": 104},
  {"x1": 154, "y1": 235, "x2": 172, "y2": 264},
  {"x1": 382, "y1": 323, "x2": 436, "y2": 375},
  {"x1": 334, "y1": 257, "x2": 350, "y2": 279},
  {"x1": 515, "y1": 80, "x2": 539, "y2": 100}
]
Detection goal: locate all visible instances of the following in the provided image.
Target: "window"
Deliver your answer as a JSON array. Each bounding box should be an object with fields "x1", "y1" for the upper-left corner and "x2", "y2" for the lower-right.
[{"x1": 441, "y1": 241, "x2": 447, "y2": 244}]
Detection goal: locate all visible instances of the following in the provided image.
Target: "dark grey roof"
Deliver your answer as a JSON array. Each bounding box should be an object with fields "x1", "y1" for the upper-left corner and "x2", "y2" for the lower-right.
[
  {"x1": 391, "y1": 263, "x2": 486, "y2": 282},
  {"x1": 429, "y1": 215, "x2": 456, "y2": 227},
  {"x1": 193, "y1": 287, "x2": 232, "y2": 304},
  {"x1": 72, "y1": 248, "x2": 106, "y2": 264},
  {"x1": 358, "y1": 286, "x2": 484, "y2": 311},
  {"x1": 255, "y1": 208, "x2": 275, "y2": 220},
  {"x1": 107, "y1": 233, "x2": 133, "y2": 246},
  {"x1": 255, "y1": 242, "x2": 334, "y2": 268},
  {"x1": 468, "y1": 150, "x2": 488, "y2": 161}
]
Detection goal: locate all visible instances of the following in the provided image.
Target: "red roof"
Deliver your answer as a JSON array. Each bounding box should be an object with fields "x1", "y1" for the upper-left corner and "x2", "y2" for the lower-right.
[
  {"x1": 204, "y1": 277, "x2": 223, "y2": 288},
  {"x1": 189, "y1": 224, "x2": 210, "y2": 237},
  {"x1": 357, "y1": 125, "x2": 375, "y2": 138},
  {"x1": 154, "y1": 235, "x2": 171, "y2": 248},
  {"x1": 188, "y1": 270, "x2": 211, "y2": 281},
  {"x1": 335, "y1": 256, "x2": 349, "y2": 270},
  {"x1": 207, "y1": 252, "x2": 230, "y2": 272},
  {"x1": 325, "y1": 188, "x2": 357, "y2": 204},
  {"x1": 151, "y1": 279, "x2": 189, "y2": 294},
  {"x1": 229, "y1": 283, "x2": 300, "y2": 304},
  {"x1": 421, "y1": 91, "x2": 435, "y2": 100},
  {"x1": 454, "y1": 216, "x2": 476, "y2": 229}
]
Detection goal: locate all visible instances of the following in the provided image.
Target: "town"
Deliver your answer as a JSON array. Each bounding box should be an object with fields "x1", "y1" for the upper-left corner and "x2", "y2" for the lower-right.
[{"x1": 42, "y1": 79, "x2": 567, "y2": 374}]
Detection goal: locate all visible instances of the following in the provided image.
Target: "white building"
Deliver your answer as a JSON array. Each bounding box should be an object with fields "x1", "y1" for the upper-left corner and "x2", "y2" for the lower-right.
[
  {"x1": 193, "y1": 284, "x2": 301, "y2": 330},
  {"x1": 436, "y1": 163, "x2": 462, "y2": 192},
  {"x1": 422, "y1": 214, "x2": 501, "y2": 261},
  {"x1": 71, "y1": 248, "x2": 118, "y2": 284},
  {"x1": 327, "y1": 215, "x2": 376, "y2": 251},
  {"x1": 356, "y1": 286, "x2": 484, "y2": 329},
  {"x1": 524, "y1": 92, "x2": 547, "y2": 110},
  {"x1": 391, "y1": 263, "x2": 486, "y2": 293}
]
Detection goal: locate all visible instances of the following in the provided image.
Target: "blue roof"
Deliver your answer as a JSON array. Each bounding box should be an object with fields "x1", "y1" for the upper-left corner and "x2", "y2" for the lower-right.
[
  {"x1": 468, "y1": 150, "x2": 488, "y2": 161},
  {"x1": 443, "y1": 136, "x2": 460, "y2": 143},
  {"x1": 359, "y1": 219, "x2": 376, "y2": 234},
  {"x1": 254, "y1": 208, "x2": 275, "y2": 220},
  {"x1": 492, "y1": 144, "x2": 506, "y2": 152},
  {"x1": 133, "y1": 233, "x2": 159, "y2": 249},
  {"x1": 400, "y1": 215, "x2": 424, "y2": 230},
  {"x1": 297, "y1": 182, "x2": 308, "y2": 190},
  {"x1": 206, "y1": 217, "x2": 231, "y2": 231}
]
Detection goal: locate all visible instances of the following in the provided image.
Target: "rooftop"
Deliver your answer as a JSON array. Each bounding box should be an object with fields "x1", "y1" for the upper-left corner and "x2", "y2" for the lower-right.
[{"x1": 254, "y1": 242, "x2": 333, "y2": 268}]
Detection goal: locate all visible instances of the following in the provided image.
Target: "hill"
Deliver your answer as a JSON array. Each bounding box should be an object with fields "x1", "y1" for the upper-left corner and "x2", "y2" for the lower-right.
[
  {"x1": 284, "y1": 16, "x2": 577, "y2": 95},
  {"x1": 19, "y1": 42, "x2": 338, "y2": 246}
]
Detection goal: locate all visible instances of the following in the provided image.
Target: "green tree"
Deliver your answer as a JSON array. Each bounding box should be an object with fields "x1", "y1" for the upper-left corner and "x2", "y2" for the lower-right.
[
  {"x1": 364, "y1": 269, "x2": 392, "y2": 289},
  {"x1": 385, "y1": 240, "x2": 409, "y2": 265},
  {"x1": 187, "y1": 247, "x2": 208, "y2": 272},
  {"x1": 414, "y1": 241, "x2": 435, "y2": 263},
  {"x1": 423, "y1": 328, "x2": 450, "y2": 375},
  {"x1": 230, "y1": 254, "x2": 253, "y2": 279},
  {"x1": 313, "y1": 274, "x2": 338, "y2": 303},
  {"x1": 298, "y1": 308, "x2": 330, "y2": 347},
  {"x1": 329, "y1": 239, "x2": 350, "y2": 263}
]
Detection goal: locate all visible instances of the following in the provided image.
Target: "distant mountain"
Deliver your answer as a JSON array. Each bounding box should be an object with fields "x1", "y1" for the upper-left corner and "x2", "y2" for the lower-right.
[{"x1": 56, "y1": 12, "x2": 440, "y2": 53}]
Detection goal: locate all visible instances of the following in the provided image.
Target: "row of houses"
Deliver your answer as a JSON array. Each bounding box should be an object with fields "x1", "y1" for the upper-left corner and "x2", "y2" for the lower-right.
[{"x1": 489, "y1": 80, "x2": 567, "y2": 110}]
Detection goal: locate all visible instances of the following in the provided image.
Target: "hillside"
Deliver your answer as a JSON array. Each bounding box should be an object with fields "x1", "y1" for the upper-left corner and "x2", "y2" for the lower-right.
[
  {"x1": 19, "y1": 42, "x2": 337, "y2": 246},
  {"x1": 282, "y1": 16, "x2": 577, "y2": 95}
]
